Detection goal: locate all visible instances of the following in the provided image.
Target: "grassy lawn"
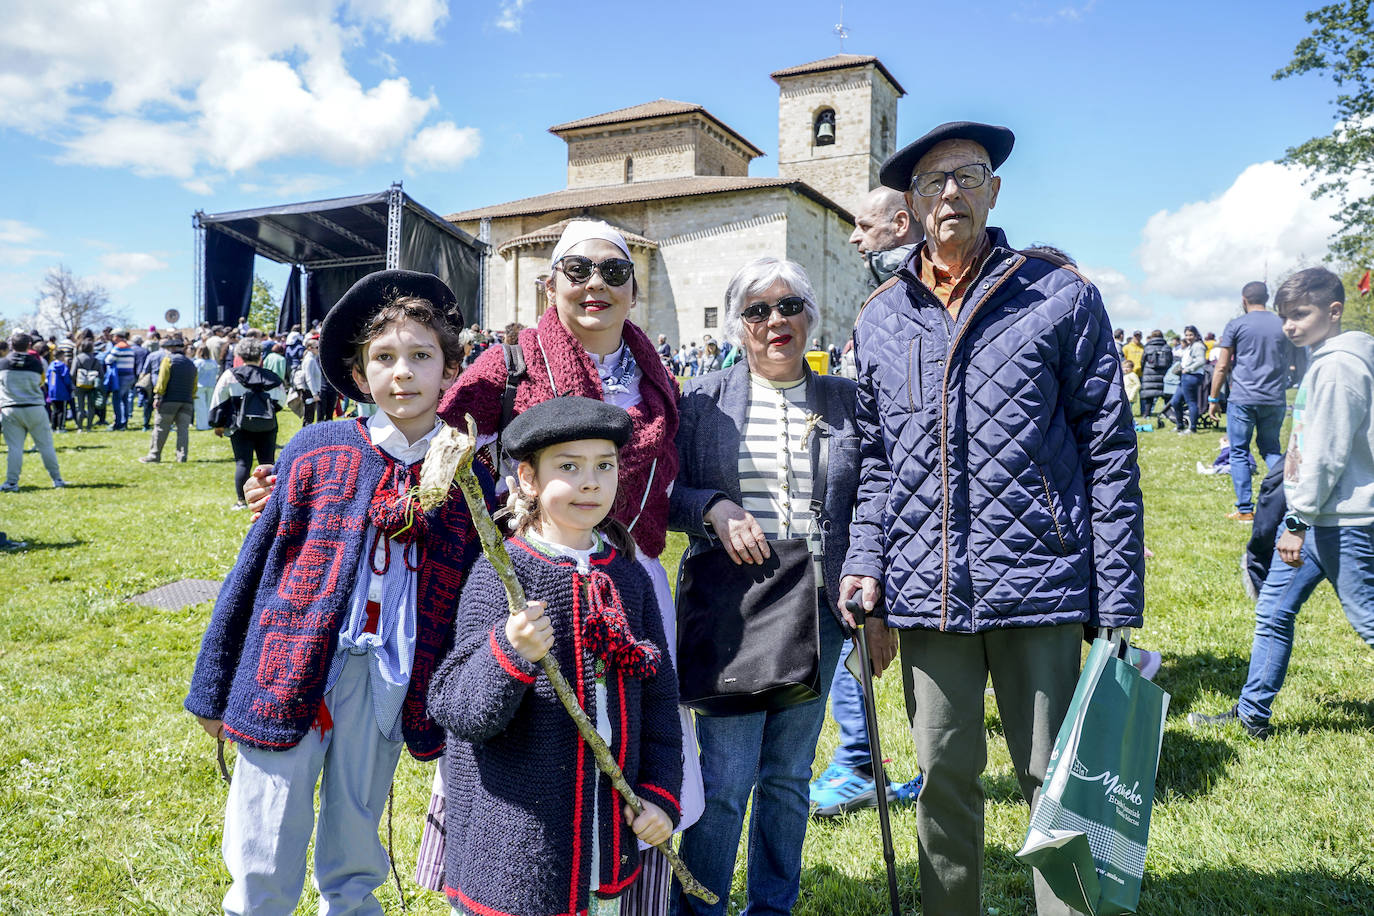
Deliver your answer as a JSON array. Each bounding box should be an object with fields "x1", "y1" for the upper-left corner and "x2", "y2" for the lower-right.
[{"x1": 2, "y1": 414, "x2": 1372, "y2": 914}]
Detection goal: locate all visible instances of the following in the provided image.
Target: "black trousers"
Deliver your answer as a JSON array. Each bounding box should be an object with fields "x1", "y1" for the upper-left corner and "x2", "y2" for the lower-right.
[{"x1": 230, "y1": 427, "x2": 277, "y2": 505}]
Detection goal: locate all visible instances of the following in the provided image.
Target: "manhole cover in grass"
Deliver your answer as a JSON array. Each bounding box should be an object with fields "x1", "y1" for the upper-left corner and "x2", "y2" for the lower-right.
[{"x1": 129, "y1": 578, "x2": 222, "y2": 610}]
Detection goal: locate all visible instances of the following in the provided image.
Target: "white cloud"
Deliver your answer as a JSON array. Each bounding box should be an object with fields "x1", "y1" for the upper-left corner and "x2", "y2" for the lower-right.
[
  {"x1": 347, "y1": 0, "x2": 449, "y2": 41},
  {"x1": 405, "y1": 122, "x2": 482, "y2": 173},
  {"x1": 0, "y1": 220, "x2": 58, "y2": 266},
  {"x1": 0, "y1": 219, "x2": 43, "y2": 245},
  {"x1": 1137, "y1": 160, "x2": 1348, "y2": 332},
  {"x1": 495, "y1": 0, "x2": 531, "y2": 32},
  {"x1": 239, "y1": 174, "x2": 339, "y2": 199},
  {"x1": 0, "y1": 0, "x2": 475, "y2": 185},
  {"x1": 93, "y1": 251, "x2": 170, "y2": 290},
  {"x1": 1080, "y1": 264, "x2": 1153, "y2": 327}
]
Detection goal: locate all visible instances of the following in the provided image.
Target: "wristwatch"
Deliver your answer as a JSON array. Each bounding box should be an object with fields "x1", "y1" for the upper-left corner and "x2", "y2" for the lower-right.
[{"x1": 1283, "y1": 514, "x2": 1309, "y2": 534}]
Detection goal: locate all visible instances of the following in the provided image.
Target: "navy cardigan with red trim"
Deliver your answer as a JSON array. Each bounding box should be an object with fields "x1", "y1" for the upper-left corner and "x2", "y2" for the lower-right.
[
  {"x1": 428, "y1": 537, "x2": 682, "y2": 916},
  {"x1": 184, "y1": 418, "x2": 492, "y2": 759}
]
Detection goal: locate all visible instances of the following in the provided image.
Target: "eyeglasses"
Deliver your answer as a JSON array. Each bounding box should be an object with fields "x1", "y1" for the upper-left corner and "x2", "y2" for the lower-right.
[
  {"x1": 555, "y1": 255, "x2": 635, "y2": 287},
  {"x1": 911, "y1": 163, "x2": 991, "y2": 197},
  {"x1": 741, "y1": 296, "x2": 807, "y2": 324}
]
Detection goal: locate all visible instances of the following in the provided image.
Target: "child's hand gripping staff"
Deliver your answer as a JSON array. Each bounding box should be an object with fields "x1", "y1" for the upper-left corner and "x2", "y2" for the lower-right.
[{"x1": 418, "y1": 416, "x2": 720, "y2": 906}]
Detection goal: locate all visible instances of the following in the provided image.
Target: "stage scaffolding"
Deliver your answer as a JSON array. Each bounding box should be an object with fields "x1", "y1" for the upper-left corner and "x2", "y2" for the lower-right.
[{"x1": 193, "y1": 183, "x2": 485, "y2": 329}]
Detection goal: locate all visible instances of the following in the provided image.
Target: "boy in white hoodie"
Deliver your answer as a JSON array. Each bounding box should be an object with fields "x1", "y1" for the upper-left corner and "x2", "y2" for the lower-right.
[{"x1": 1190, "y1": 266, "x2": 1374, "y2": 738}]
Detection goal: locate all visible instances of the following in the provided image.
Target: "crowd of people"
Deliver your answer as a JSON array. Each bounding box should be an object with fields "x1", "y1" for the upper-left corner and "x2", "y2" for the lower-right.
[
  {"x1": 0, "y1": 316, "x2": 527, "y2": 503},
  {"x1": 5, "y1": 117, "x2": 1372, "y2": 916}
]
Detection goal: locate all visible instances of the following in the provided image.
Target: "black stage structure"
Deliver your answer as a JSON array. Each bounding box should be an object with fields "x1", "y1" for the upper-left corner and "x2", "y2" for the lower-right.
[{"x1": 193, "y1": 183, "x2": 486, "y2": 331}]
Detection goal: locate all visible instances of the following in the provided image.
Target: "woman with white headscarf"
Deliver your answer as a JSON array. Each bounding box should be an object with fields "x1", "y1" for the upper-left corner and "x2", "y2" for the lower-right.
[{"x1": 435, "y1": 221, "x2": 700, "y2": 914}]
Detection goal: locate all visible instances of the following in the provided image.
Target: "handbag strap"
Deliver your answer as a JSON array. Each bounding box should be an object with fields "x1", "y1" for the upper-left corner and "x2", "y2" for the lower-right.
[{"x1": 806, "y1": 370, "x2": 829, "y2": 520}]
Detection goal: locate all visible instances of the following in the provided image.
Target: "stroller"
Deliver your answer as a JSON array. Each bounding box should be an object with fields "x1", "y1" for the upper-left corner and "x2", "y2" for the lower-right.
[{"x1": 1194, "y1": 363, "x2": 1224, "y2": 431}]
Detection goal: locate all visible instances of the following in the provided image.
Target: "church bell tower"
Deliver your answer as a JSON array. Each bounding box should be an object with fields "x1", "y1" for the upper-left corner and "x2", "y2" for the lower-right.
[{"x1": 771, "y1": 54, "x2": 905, "y2": 216}]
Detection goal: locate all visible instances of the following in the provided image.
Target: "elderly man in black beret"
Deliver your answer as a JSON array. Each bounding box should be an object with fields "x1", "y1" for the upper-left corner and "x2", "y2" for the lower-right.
[{"x1": 840, "y1": 122, "x2": 1145, "y2": 914}]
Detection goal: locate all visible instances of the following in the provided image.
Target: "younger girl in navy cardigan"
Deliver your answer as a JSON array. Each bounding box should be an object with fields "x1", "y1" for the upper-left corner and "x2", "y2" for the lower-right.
[{"x1": 428, "y1": 397, "x2": 683, "y2": 916}]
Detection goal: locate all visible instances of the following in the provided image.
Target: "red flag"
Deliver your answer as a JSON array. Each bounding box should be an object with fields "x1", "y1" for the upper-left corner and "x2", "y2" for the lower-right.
[{"x1": 1360, "y1": 270, "x2": 1371, "y2": 297}]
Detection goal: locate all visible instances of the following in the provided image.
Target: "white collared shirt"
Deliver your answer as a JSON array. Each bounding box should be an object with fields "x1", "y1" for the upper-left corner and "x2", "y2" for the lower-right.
[{"x1": 367, "y1": 410, "x2": 444, "y2": 464}]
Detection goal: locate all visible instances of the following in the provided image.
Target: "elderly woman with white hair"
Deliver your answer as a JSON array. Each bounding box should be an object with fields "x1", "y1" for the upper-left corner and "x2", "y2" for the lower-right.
[{"x1": 667, "y1": 257, "x2": 863, "y2": 915}]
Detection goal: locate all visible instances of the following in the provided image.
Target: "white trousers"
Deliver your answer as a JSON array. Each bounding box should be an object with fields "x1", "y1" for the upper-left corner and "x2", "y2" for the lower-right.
[{"x1": 222, "y1": 652, "x2": 404, "y2": 916}]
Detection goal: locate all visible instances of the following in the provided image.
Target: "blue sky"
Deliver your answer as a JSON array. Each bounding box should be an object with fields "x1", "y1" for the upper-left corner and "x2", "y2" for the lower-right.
[{"x1": 0, "y1": 0, "x2": 1347, "y2": 337}]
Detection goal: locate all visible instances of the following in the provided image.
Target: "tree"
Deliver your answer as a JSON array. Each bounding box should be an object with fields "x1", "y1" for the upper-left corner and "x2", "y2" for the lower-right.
[
  {"x1": 1276, "y1": 1, "x2": 1374, "y2": 263},
  {"x1": 34, "y1": 264, "x2": 126, "y2": 339},
  {"x1": 246, "y1": 276, "x2": 278, "y2": 332},
  {"x1": 1337, "y1": 263, "x2": 1374, "y2": 332}
]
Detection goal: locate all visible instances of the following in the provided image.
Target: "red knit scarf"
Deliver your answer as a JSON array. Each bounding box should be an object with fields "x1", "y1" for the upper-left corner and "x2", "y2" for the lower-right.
[{"x1": 512, "y1": 308, "x2": 679, "y2": 558}]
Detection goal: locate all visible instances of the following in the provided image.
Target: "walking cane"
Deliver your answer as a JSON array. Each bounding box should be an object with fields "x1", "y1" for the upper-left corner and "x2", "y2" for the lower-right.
[{"x1": 845, "y1": 598, "x2": 903, "y2": 916}]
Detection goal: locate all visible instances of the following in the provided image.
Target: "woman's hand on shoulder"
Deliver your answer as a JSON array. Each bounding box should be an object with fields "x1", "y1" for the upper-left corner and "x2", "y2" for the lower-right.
[
  {"x1": 243, "y1": 464, "x2": 277, "y2": 521},
  {"x1": 705, "y1": 499, "x2": 770, "y2": 565},
  {"x1": 626, "y1": 801, "x2": 672, "y2": 847},
  {"x1": 506, "y1": 600, "x2": 553, "y2": 663}
]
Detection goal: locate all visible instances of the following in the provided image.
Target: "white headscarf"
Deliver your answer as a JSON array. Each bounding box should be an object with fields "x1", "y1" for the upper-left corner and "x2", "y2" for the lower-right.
[{"x1": 551, "y1": 219, "x2": 631, "y2": 266}]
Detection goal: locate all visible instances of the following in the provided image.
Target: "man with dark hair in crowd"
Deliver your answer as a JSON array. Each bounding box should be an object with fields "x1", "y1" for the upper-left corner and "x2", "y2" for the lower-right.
[
  {"x1": 1, "y1": 333, "x2": 67, "y2": 490},
  {"x1": 1210, "y1": 280, "x2": 1293, "y2": 522},
  {"x1": 1192, "y1": 266, "x2": 1374, "y2": 738}
]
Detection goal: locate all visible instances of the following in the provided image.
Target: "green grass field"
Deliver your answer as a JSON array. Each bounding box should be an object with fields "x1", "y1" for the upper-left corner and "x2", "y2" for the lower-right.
[{"x1": 1, "y1": 413, "x2": 1371, "y2": 914}]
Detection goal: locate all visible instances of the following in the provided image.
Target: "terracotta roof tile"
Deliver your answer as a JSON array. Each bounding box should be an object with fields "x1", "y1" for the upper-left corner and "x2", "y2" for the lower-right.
[
  {"x1": 769, "y1": 54, "x2": 905, "y2": 96},
  {"x1": 447, "y1": 176, "x2": 852, "y2": 223},
  {"x1": 548, "y1": 99, "x2": 763, "y2": 157}
]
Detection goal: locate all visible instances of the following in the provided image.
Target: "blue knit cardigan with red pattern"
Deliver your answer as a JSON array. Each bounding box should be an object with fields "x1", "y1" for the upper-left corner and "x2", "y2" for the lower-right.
[
  {"x1": 184, "y1": 418, "x2": 492, "y2": 758},
  {"x1": 429, "y1": 537, "x2": 683, "y2": 916}
]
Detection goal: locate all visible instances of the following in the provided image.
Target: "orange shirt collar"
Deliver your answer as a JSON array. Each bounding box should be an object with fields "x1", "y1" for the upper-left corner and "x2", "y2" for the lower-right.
[{"x1": 918, "y1": 233, "x2": 991, "y2": 314}]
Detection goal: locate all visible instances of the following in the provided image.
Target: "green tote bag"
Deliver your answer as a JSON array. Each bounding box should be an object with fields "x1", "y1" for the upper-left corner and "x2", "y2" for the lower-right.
[{"x1": 1017, "y1": 636, "x2": 1170, "y2": 915}]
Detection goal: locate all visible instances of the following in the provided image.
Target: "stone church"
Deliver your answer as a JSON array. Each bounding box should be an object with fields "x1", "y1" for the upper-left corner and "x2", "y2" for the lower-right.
[{"x1": 447, "y1": 54, "x2": 905, "y2": 348}]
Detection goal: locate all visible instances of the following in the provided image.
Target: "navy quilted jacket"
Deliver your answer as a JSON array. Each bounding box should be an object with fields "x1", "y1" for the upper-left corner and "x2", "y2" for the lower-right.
[{"x1": 843, "y1": 229, "x2": 1144, "y2": 633}]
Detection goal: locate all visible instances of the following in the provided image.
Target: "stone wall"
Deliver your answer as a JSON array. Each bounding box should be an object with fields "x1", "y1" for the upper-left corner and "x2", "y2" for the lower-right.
[
  {"x1": 458, "y1": 186, "x2": 866, "y2": 353},
  {"x1": 775, "y1": 63, "x2": 901, "y2": 215},
  {"x1": 784, "y1": 194, "x2": 872, "y2": 348},
  {"x1": 563, "y1": 116, "x2": 754, "y2": 188}
]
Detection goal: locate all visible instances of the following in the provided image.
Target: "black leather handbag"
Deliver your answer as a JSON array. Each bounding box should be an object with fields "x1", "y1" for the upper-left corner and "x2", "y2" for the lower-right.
[{"x1": 676, "y1": 537, "x2": 822, "y2": 716}]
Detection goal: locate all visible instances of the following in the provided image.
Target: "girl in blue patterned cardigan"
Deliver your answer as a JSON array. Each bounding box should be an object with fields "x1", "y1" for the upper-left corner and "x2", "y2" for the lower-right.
[
  {"x1": 428, "y1": 397, "x2": 683, "y2": 916},
  {"x1": 185, "y1": 271, "x2": 494, "y2": 915}
]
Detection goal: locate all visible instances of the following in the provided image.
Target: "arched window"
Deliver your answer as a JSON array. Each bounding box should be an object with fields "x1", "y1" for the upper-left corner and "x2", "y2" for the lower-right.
[
  {"x1": 814, "y1": 108, "x2": 836, "y2": 146},
  {"x1": 881, "y1": 115, "x2": 890, "y2": 155},
  {"x1": 625, "y1": 157, "x2": 633, "y2": 183}
]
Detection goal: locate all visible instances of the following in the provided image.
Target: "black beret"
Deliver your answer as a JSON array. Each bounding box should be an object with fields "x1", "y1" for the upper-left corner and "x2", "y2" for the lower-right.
[
  {"x1": 319, "y1": 269, "x2": 463, "y2": 403},
  {"x1": 503, "y1": 396, "x2": 632, "y2": 461},
  {"x1": 879, "y1": 121, "x2": 1015, "y2": 191}
]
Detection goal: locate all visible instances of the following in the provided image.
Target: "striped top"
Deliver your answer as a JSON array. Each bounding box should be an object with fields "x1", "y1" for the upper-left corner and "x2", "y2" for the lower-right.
[{"x1": 738, "y1": 374, "x2": 822, "y2": 576}]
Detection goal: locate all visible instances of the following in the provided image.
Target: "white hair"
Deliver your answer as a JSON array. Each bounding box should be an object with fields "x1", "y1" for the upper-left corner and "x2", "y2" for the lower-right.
[{"x1": 721, "y1": 257, "x2": 820, "y2": 347}]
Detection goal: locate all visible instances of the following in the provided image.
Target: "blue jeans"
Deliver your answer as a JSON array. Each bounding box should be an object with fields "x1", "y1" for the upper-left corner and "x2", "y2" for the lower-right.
[
  {"x1": 1239, "y1": 525, "x2": 1374, "y2": 726},
  {"x1": 671, "y1": 609, "x2": 844, "y2": 916},
  {"x1": 1227, "y1": 402, "x2": 1285, "y2": 513},
  {"x1": 112, "y1": 375, "x2": 134, "y2": 428},
  {"x1": 828, "y1": 650, "x2": 871, "y2": 770},
  {"x1": 1170, "y1": 373, "x2": 1202, "y2": 430}
]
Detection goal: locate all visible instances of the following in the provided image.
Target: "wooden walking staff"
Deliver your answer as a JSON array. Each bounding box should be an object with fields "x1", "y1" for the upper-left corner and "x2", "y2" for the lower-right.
[{"x1": 417, "y1": 416, "x2": 719, "y2": 906}]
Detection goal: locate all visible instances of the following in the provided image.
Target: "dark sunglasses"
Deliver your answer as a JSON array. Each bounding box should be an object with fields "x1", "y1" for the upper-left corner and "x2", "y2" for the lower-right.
[
  {"x1": 555, "y1": 255, "x2": 635, "y2": 287},
  {"x1": 741, "y1": 296, "x2": 807, "y2": 324}
]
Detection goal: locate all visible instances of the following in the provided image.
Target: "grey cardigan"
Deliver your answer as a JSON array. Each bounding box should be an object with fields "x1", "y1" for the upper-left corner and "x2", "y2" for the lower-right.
[{"x1": 668, "y1": 361, "x2": 862, "y2": 626}]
